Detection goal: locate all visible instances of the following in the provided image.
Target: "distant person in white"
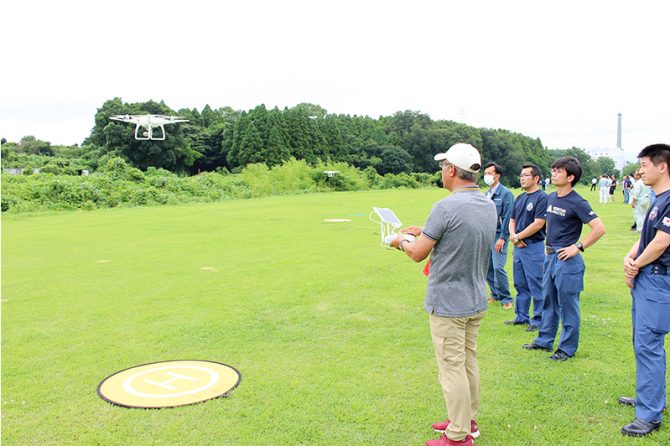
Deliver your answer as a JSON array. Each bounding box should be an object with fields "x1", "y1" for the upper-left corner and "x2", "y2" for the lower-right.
[
  {"x1": 598, "y1": 175, "x2": 612, "y2": 204},
  {"x1": 630, "y1": 170, "x2": 652, "y2": 232}
]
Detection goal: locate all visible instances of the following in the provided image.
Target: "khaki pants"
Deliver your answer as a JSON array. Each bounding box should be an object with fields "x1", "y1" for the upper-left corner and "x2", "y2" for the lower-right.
[{"x1": 429, "y1": 311, "x2": 486, "y2": 441}]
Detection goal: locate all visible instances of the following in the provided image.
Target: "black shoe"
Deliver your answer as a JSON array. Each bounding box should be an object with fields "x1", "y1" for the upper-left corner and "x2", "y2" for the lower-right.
[
  {"x1": 549, "y1": 349, "x2": 570, "y2": 361},
  {"x1": 621, "y1": 418, "x2": 661, "y2": 437},
  {"x1": 504, "y1": 320, "x2": 529, "y2": 326},
  {"x1": 618, "y1": 396, "x2": 636, "y2": 406},
  {"x1": 525, "y1": 325, "x2": 539, "y2": 332},
  {"x1": 522, "y1": 343, "x2": 551, "y2": 351}
]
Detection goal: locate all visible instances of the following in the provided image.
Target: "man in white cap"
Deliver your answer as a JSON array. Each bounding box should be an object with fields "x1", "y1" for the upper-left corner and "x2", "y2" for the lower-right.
[{"x1": 391, "y1": 143, "x2": 497, "y2": 446}]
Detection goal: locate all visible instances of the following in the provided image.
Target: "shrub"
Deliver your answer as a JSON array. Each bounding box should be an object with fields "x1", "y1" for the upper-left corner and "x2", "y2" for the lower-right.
[
  {"x1": 363, "y1": 166, "x2": 382, "y2": 188},
  {"x1": 241, "y1": 163, "x2": 272, "y2": 196},
  {"x1": 99, "y1": 157, "x2": 145, "y2": 182},
  {"x1": 313, "y1": 161, "x2": 370, "y2": 191},
  {"x1": 2, "y1": 196, "x2": 12, "y2": 212},
  {"x1": 411, "y1": 172, "x2": 441, "y2": 187},
  {"x1": 1, "y1": 158, "x2": 435, "y2": 213},
  {"x1": 271, "y1": 158, "x2": 315, "y2": 194},
  {"x1": 379, "y1": 173, "x2": 421, "y2": 189}
]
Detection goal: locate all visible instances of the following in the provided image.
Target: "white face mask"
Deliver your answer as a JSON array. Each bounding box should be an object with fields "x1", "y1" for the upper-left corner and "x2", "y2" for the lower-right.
[{"x1": 484, "y1": 175, "x2": 495, "y2": 186}]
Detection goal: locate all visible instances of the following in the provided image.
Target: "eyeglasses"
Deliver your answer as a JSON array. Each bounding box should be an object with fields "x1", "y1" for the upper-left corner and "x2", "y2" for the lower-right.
[
  {"x1": 439, "y1": 161, "x2": 453, "y2": 169},
  {"x1": 518, "y1": 174, "x2": 534, "y2": 178}
]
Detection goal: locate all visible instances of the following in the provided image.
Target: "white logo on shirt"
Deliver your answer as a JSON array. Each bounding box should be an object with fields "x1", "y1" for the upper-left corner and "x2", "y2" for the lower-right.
[
  {"x1": 663, "y1": 216, "x2": 670, "y2": 227},
  {"x1": 650, "y1": 207, "x2": 658, "y2": 221},
  {"x1": 547, "y1": 205, "x2": 566, "y2": 217},
  {"x1": 526, "y1": 202, "x2": 534, "y2": 212}
]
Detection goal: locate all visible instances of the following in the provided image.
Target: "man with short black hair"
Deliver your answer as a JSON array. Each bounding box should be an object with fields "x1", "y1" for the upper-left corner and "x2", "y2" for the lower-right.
[
  {"x1": 522, "y1": 156, "x2": 606, "y2": 361},
  {"x1": 620, "y1": 143, "x2": 670, "y2": 437},
  {"x1": 483, "y1": 162, "x2": 515, "y2": 309},
  {"x1": 506, "y1": 164, "x2": 548, "y2": 331},
  {"x1": 391, "y1": 143, "x2": 497, "y2": 446}
]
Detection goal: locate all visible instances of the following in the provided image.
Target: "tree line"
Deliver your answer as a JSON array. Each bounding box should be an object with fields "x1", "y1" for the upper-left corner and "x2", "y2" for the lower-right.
[{"x1": 2, "y1": 98, "x2": 620, "y2": 186}]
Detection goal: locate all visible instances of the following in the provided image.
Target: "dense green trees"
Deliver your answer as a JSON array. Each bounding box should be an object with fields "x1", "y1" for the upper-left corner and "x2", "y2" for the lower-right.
[
  {"x1": 4, "y1": 98, "x2": 619, "y2": 188},
  {"x1": 546, "y1": 147, "x2": 621, "y2": 182},
  {"x1": 594, "y1": 156, "x2": 617, "y2": 176},
  {"x1": 84, "y1": 98, "x2": 201, "y2": 172},
  {"x1": 622, "y1": 162, "x2": 639, "y2": 177},
  {"x1": 4, "y1": 98, "x2": 629, "y2": 213},
  {"x1": 77, "y1": 98, "x2": 561, "y2": 184}
]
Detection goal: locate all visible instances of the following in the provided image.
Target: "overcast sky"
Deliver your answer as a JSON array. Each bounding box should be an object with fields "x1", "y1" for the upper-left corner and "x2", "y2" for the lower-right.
[{"x1": 2, "y1": 0, "x2": 668, "y2": 160}]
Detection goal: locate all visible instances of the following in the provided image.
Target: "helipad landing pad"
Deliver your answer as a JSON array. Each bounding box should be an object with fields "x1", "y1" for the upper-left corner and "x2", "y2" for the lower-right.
[{"x1": 97, "y1": 360, "x2": 241, "y2": 408}]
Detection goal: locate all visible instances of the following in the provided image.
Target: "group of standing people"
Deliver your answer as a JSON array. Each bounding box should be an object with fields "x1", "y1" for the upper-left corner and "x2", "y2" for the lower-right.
[
  {"x1": 487, "y1": 158, "x2": 606, "y2": 362},
  {"x1": 594, "y1": 171, "x2": 650, "y2": 207},
  {"x1": 390, "y1": 143, "x2": 670, "y2": 445},
  {"x1": 596, "y1": 174, "x2": 619, "y2": 203},
  {"x1": 593, "y1": 170, "x2": 653, "y2": 234}
]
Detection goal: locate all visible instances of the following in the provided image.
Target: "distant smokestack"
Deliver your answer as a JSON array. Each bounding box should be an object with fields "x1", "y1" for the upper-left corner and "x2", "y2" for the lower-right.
[{"x1": 617, "y1": 113, "x2": 622, "y2": 149}]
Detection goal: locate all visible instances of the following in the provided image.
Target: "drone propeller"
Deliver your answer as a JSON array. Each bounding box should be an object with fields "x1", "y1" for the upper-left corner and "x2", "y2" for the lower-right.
[
  {"x1": 142, "y1": 114, "x2": 189, "y2": 123},
  {"x1": 109, "y1": 114, "x2": 137, "y2": 123},
  {"x1": 166, "y1": 116, "x2": 189, "y2": 123}
]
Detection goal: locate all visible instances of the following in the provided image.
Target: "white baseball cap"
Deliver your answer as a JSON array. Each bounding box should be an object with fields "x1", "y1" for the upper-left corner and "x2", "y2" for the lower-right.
[{"x1": 434, "y1": 143, "x2": 482, "y2": 173}]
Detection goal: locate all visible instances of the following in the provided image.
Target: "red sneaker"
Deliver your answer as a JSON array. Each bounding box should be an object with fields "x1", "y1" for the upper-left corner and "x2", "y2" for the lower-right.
[
  {"x1": 426, "y1": 434, "x2": 475, "y2": 446},
  {"x1": 431, "y1": 419, "x2": 480, "y2": 438}
]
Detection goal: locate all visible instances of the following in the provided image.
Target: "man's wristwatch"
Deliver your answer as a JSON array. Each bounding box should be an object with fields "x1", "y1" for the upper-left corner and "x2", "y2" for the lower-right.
[{"x1": 576, "y1": 242, "x2": 584, "y2": 252}]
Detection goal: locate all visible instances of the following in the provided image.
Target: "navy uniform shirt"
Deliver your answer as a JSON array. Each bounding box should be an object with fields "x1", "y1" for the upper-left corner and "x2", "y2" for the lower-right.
[
  {"x1": 638, "y1": 189, "x2": 670, "y2": 267},
  {"x1": 512, "y1": 189, "x2": 548, "y2": 243},
  {"x1": 545, "y1": 190, "x2": 597, "y2": 247}
]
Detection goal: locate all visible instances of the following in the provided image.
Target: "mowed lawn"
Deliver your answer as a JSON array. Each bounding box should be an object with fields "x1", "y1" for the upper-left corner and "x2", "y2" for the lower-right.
[{"x1": 2, "y1": 186, "x2": 668, "y2": 445}]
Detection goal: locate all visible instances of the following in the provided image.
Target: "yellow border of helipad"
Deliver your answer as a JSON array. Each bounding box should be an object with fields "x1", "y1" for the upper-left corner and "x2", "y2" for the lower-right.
[{"x1": 97, "y1": 360, "x2": 241, "y2": 408}]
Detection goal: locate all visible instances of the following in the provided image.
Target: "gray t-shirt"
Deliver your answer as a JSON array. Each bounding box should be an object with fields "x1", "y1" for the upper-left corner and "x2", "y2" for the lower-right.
[{"x1": 422, "y1": 190, "x2": 497, "y2": 317}]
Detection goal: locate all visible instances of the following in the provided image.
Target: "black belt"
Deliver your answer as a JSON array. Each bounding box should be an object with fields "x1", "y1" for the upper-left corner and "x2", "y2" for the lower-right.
[
  {"x1": 545, "y1": 245, "x2": 578, "y2": 255},
  {"x1": 643, "y1": 264, "x2": 669, "y2": 275}
]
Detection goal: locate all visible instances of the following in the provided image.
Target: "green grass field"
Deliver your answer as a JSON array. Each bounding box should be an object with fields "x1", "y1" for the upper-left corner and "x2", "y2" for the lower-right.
[{"x1": 2, "y1": 186, "x2": 668, "y2": 445}]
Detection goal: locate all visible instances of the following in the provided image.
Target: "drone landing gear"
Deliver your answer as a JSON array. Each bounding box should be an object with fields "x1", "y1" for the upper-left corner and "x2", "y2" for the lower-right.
[{"x1": 134, "y1": 125, "x2": 166, "y2": 141}]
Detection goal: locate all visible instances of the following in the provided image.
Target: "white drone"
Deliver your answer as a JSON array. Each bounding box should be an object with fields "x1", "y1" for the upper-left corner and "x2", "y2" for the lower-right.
[{"x1": 109, "y1": 114, "x2": 189, "y2": 140}]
